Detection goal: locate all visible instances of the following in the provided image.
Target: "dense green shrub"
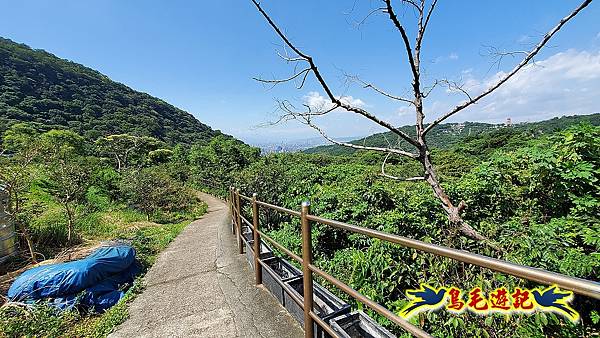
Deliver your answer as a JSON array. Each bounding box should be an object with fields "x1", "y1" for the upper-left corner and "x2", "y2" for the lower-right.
[
  {"x1": 235, "y1": 123, "x2": 600, "y2": 337},
  {"x1": 119, "y1": 166, "x2": 198, "y2": 222}
]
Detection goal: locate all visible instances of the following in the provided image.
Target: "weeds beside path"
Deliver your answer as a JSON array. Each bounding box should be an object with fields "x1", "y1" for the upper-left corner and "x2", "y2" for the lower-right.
[{"x1": 0, "y1": 197, "x2": 208, "y2": 338}]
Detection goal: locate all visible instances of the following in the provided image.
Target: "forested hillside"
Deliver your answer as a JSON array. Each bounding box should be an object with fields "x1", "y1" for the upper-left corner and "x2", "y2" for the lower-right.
[
  {"x1": 0, "y1": 37, "x2": 222, "y2": 145},
  {"x1": 305, "y1": 114, "x2": 600, "y2": 155},
  {"x1": 0, "y1": 38, "x2": 260, "y2": 336}
]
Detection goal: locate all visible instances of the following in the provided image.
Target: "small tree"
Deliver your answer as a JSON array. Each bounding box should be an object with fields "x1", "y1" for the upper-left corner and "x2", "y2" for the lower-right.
[
  {"x1": 39, "y1": 130, "x2": 90, "y2": 244},
  {"x1": 95, "y1": 134, "x2": 161, "y2": 172},
  {"x1": 189, "y1": 135, "x2": 260, "y2": 196},
  {"x1": 40, "y1": 158, "x2": 92, "y2": 243},
  {"x1": 0, "y1": 124, "x2": 41, "y2": 261},
  {"x1": 148, "y1": 148, "x2": 174, "y2": 165},
  {"x1": 120, "y1": 167, "x2": 195, "y2": 221}
]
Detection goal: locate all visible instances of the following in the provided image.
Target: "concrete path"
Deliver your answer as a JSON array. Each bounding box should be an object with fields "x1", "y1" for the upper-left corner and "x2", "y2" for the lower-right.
[{"x1": 111, "y1": 193, "x2": 303, "y2": 338}]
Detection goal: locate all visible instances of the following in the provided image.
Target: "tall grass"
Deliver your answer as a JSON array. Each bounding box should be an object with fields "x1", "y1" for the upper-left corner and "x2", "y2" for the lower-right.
[{"x1": 0, "y1": 200, "x2": 208, "y2": 337}]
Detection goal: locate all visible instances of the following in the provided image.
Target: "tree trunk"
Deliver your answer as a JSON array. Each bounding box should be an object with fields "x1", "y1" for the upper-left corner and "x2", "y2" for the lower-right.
[
  {"x1": 419, "y1": 146, "x2": 486, "y2": 241},
  {"x1": 18, "y1": 221, "x2": 36, "y2": 262},
  {"x1": 65, "y1": 204, "x2": 74, "y2": 244},
  {"x1": 115, "y1": 155, "x2": 122, "y2": 172},
  {"x1": 13, "y1": 193, "x2": 37, "y2": 262}
]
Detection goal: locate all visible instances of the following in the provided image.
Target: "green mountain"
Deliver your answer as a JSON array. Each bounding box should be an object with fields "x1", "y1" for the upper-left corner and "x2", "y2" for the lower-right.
[
  {"x1": 0, "y1": 37, "x2": 223, "y2": 145},
  {"x1": 304, "y1": 114, "x2": 600, "y2": 155}
]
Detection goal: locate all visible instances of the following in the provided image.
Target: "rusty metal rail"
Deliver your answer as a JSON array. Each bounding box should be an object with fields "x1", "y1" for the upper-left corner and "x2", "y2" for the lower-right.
[
  {"x1": 227, "y1": 187, "x2": 600, "y2": 338},
  {"x1": 256, "y1": 200, "x2": 301, "y2": 217},
  {"x1": 307, "y1": 214, "x2": 600, "y2": 299},
  {"x1": 241, "y1": 215, "x2": 252, "y2": 228},
  {"x1": 258, "y1": 229, "x2": 303, "y2": 264}
]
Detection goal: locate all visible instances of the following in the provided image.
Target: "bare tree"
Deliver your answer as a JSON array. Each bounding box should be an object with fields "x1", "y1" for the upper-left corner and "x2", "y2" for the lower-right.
[{"x1": 250, "y1": 0, "x2": 592, "y2": 245}]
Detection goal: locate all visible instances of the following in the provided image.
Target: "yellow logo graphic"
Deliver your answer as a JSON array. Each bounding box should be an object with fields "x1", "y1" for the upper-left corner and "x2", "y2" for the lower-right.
[{"x1": 400, "y1": 284, "x2": 579, "y2": 322}]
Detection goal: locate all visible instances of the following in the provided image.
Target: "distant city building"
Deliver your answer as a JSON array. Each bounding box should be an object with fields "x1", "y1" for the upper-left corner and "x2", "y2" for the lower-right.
[{"x1": 450, "y1": 123, "x2": 465, "y2": 133}]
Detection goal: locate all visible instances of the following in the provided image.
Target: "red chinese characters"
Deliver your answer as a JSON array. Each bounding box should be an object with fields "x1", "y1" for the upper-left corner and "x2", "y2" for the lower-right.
[
  {"x1": 400, "y1": 284, "x2": 578, "y2": 322},
  {"x1": 468, "y1": 287, "x2": 489, "y2": 312},
  {"x1": 446, "y1": 287, "x2": 466, "y2": 312},
  {"x1": 511, "y1": 288, "x2": 534, "y2": 311},
  {"x1": 489, "y1": 288, "x2": 511, "y2": 311}
]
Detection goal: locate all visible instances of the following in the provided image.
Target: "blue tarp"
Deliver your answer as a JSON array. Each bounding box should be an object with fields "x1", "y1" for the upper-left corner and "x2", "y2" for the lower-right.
[{"x1": 8, "y1": 245, "x2": 140, "y2": 312}]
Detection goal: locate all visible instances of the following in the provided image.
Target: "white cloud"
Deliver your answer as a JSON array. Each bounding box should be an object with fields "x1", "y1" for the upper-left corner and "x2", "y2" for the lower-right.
[
  {"x1": 303, "y1": 91, "x2": 365, "y2": 110},
  {"x1": 304, "y1": 91, "x2": 328, "y2": 108},
  {"x1": 438, "y1": 49, "x2": 600, "y2": 123},
  {"x1": 517, "y1": 35, "x2": 531, "y2": 43},
  {"x1": 257, "y1": 50, "x2": 599, "y2": 142},
  {"x1": 433, "y1": 53, "x2": 459, "y2": 63},
  {"x1": 397, "y1": 106, "x2": 412, "y2": 116}
]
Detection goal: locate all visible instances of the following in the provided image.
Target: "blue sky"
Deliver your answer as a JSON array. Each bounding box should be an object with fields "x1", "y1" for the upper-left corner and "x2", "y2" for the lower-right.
[{"x1": 1, "y1": 1, "x2": 599, "y2": 144}]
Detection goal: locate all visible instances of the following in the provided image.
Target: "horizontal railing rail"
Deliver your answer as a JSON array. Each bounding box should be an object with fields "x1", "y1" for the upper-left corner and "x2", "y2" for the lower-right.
[
  {"x1": 306, "y1": 214, "x2": 600, "y2": 299},
  {"x1": 256, "y1": 200, "x2": 301, "y2": 217},
  {"x1": 240, "y1": 194, "x2": 253, "y2": 202},
  {"x1": 228, "y1": 187, "x2": 600, "y2": 338},
  {"x1": 257, "y1": 229, "x2": 303, "y2": 264},
  {"x1": 309, "y1": 263, "x2": 428, "y2": 337},
  {"x1": 240, "y1": 215, "x2": 252, "y2": 228}
]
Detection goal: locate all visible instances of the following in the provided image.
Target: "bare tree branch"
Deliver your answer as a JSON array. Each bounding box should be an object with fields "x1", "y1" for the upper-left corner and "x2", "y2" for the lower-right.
[
  {"x1": 424, "y1": 0, "x2": 593, "y2": 135},
  {"x1": 354, "y1": 6, "x2": 386, "y2": 28},
  {"x1": 270, "y1": 100, "x2": 419, "y2": 159},
  {"x1": 295, "y1": 115, "x2": 419, "y2": 159},
  {"x1": 421, "y1": 79, "x2": 439, "y2": 98},
  {"x1": 337, "y1": 102, "x2": 420, "y2": 147},
  {"x1": 481, "y1": 45, "x2": 530, "y2": 71},
  {"x1": 251, "y1": 0, "x2": 419, "y2": 148},
  {"x1": 383, "y1": 0, "x2": 420, "y2": 89},
  {"x1": 295, "y1": 71, "x2": 309, "y2": 89},
  {"x1": 400, "y1": 0, "x2": 421, "y2": 12},
  {"x1": 416, "y1": 0, "x2": 438, "y2": 53},
  {"x1": 440, "y1": 79, "x2": 473, "y2": 102},
  {"x1": 253, "y1": 68, "x2": 311, "y2": 88},
  {"x1": 279, "y1": 100, "x2": 339, "y2": 119},
  {"x1": 348, "y1": 74, "x2": 415, "y2": 105},
  {"x1": 380, "y1": 153, "x2": 425, "y2": 180},
  {"x1": 383, "y1": 0, "x2": 428, "y2": 133},
  {"x1": 276, "y1": 50, "x2": 306, "y2": 63}
]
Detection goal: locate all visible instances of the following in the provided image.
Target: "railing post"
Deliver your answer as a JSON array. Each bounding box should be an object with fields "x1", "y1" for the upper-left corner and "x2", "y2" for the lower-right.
[
  {"x1": 301, "y1": 201, "x2": 314, "y2": 338},
  {"x1": 252, "y1": 193, "x2": 262, "y2": 285},
  {"x1": 232, "y1": 187, "x2": 238, "y2": 235},
  {"x1": 235, "y1": 189, "x2": 243, "y2": 254},
  {"x1": 229, "y1": 187, "x2": 235, "y2": 234}
]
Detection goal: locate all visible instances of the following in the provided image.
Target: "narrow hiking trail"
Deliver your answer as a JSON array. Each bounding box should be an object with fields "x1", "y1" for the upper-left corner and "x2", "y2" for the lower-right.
[{"x1": 111, "y1": 193, "x2": 303, "y2": 338}]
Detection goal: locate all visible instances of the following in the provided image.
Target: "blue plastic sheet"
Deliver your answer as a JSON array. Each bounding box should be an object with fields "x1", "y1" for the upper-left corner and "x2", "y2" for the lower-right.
[{"x1": 8, "y1": 245, "x2": 139, "y2": 312}]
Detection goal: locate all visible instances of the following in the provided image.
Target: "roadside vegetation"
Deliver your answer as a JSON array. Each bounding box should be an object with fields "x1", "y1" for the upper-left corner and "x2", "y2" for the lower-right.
[
  {"x1": 243, "y1": 0, "x2": 597, "y2": 335},
  {"x1": 233, "y1": 122, "x2": 600, "y2": 338},
  {"x1": 1, "y1": 116, "x2": 598, "y2": 338},
  {"x1": 0, "y1": 124, "x2": 207, "y2": 337}
]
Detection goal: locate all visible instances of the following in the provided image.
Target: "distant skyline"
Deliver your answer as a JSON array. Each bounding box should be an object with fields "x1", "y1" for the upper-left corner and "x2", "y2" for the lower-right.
[{"x1": 1, "y1": 1, "x2": 599, "y2": 144}]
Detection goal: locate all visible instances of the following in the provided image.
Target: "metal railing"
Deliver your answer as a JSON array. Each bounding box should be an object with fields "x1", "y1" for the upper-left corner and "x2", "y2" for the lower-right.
[{"x1": 227, "y1": 188, "x2": 600, "y2": 338}]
